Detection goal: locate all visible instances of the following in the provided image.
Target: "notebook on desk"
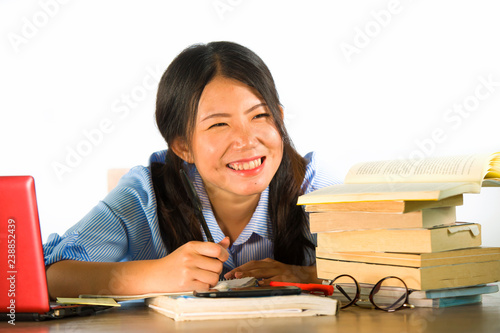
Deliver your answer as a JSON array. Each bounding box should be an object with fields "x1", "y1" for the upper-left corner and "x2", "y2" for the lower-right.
[{"x1": 0, "y1": 175, "x2": 111, "y2": 322}]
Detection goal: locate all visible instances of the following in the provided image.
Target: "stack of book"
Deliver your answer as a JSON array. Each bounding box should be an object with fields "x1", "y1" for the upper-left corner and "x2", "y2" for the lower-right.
[{"x1": 298, "y1": 153, "x2": 500, "y2": 307}]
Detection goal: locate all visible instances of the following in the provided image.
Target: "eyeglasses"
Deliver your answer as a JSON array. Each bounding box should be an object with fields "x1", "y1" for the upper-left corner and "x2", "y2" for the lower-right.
[{"x1": 327, "y1": 274, "x2": 415, "y2": 312}]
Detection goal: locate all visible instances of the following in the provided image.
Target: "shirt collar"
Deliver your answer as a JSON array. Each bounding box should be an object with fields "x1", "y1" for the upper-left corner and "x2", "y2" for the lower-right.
[
  {"x1": 186, "y1": 163, "x2": 273, "y2": 245},
  {"x1": 233, "y1": 187, "x2": 272, "y2": 245}
]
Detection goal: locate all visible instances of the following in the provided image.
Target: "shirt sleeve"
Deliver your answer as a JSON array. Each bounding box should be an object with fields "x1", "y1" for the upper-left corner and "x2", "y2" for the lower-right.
[
  {"x1": 302, "y1": 151, "x2": 343, "y2": 194},
  {"x1": 300, "y1": 152, "x2": 343, "y2": 265},
  {"x1": 43, "y1": 166, "x2": 166, "y2": 266}
]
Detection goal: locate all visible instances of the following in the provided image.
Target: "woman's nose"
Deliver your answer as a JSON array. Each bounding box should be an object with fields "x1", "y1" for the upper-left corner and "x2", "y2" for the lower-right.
[{"x1": 231, "y1": 125, "x2": 257, "y2": 150}]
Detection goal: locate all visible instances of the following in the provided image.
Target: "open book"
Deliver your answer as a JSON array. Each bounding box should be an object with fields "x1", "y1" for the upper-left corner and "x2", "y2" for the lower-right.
[{"x1": 298, "y1": 152, "x2": 500, "y2": 204}]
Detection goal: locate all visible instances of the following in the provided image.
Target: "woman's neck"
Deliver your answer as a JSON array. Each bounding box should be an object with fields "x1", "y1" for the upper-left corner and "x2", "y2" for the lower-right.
[{"x1": 206, "y1": 189, "x2": 261, "y2": 244}]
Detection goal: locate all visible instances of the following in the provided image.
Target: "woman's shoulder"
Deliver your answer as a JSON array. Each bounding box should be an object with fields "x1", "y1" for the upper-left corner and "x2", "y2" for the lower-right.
[
  {"x1": 302, "y1": 151, "x2": 342, "y2": 194},
  {"x1": 114, "y1": 150, "x2": 168, "y2": 185},
  {"x1": 105, "y1": 150, "x2": 169, "y2": 205},
  {"x1": 149, "y1": 150, "x2": 168, "y2": 164}
]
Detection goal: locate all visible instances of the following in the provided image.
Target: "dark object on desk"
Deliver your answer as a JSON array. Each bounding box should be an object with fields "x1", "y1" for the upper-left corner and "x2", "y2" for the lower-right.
[
  {"x1": 269, "y1": 281, "x2": 334, "y2": 296},
  {"x1": 7, "y1": 304, "x2": 113, "y2": 321},
  {"x1": 179, "y1": 169, "x2": 214, "y2": 242},
  {"x1": 193, "y1": 286, "x2": 302, "y2": 298},
  {"x1": 0, "y1": 176, "x2": 112, "y2": 322}
]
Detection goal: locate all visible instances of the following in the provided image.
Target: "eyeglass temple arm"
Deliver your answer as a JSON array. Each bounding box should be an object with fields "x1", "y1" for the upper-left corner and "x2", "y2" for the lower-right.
[{"x1": 335, "y1": 284, "x2": 354, "y2": 302}]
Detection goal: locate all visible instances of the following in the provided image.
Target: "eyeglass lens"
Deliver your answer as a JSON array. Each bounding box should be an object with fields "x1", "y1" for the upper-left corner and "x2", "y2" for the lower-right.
[
  {"x1": 370, "y1": 276, "x2": 409, "y2": 311},
  {"x1": 329, "y1": 274, "x2": 360, "y2": 309}
]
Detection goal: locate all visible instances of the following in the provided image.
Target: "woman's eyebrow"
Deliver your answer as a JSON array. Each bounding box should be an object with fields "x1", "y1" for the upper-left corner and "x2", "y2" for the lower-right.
[
  {"x1": 200, "y1": 112, "x2": 231, "y2": 123},
  {"x1": 244, "y1": 102, "x2": 267, "y2": 114},
  {"x1": 200, "y1": 103, "x2": 267, "y2": 123}
]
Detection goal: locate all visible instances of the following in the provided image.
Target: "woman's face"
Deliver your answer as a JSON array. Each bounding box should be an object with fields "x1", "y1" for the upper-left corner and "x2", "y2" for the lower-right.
[{"x1": 188, "y1": 76, "x2": 283, "y2": 200}]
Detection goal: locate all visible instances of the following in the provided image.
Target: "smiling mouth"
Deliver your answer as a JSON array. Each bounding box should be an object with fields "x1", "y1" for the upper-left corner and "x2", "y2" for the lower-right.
[{"x1": 227, "y1": 157, "x2": 264, "y2": 171}]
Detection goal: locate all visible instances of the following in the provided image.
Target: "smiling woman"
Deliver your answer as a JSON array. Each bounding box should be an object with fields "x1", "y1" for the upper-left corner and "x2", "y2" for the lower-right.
[
  {"x1": 42, "y1": 41, "x2": 339, "y2": 299},
  {"x1": 172, "y1": 76, "x2": 285, "y2": 250},
  {"x1": 188, "y1": 77, "x2": 283, "y2": 198}
]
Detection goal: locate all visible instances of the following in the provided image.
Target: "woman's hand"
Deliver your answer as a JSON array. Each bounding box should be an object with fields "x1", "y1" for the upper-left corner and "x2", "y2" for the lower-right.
[
  {"x1": 223, "y1": 258, "x2": 321, "y2": 285},
  {"x1": 46, "y1": 237, "x2": 231, "y2": 299},
  {"x1": 147, "y1": 237, "x2": 230, "y2": 293}
]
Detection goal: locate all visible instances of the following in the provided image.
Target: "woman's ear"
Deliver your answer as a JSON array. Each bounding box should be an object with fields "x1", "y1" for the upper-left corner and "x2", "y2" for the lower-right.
[
  {"x1": 170, "y1": 137, "x2": 194, "y2": 163},
  {"x1": 279, "y1": 105, "x2": 284, "y2": 120}
]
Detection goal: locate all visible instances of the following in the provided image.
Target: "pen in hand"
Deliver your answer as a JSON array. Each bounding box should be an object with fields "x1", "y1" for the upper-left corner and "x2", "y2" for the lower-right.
[{"x1": 179, "y1": 169, "x2": 215, "y2": 243}]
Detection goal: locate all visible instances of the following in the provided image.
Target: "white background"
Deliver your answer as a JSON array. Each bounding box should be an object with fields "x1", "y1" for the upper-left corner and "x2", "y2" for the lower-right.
[{"x1": 1, "y1": 0, "x2": 499, "y2": 246}]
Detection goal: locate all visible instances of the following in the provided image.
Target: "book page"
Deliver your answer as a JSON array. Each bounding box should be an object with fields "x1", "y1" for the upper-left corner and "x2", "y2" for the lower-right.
[{"x1": 345, "y1": 154, "x2": 493, "y2": 184}]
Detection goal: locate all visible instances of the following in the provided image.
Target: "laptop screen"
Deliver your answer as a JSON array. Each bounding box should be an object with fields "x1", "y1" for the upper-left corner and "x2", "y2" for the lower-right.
[{"x1": 0, "y1": 176, "x2": 51, "y2": 315}]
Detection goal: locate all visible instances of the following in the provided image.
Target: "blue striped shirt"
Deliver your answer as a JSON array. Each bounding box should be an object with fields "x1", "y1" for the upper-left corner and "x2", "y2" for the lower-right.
[{"x1": 43, "y1": 150, "x2": 340, "y2": 277}]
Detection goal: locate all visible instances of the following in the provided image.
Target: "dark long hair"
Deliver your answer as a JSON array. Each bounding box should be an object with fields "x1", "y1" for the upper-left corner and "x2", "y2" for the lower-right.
[{"x1": 153, "y1": 41, "x2": 314, "y2": 265}]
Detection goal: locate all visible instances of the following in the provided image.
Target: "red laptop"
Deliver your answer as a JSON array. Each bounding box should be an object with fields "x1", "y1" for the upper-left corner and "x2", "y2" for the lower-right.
[{"x1": 0, "y1": 176, "x2": 110, "y2": 322}]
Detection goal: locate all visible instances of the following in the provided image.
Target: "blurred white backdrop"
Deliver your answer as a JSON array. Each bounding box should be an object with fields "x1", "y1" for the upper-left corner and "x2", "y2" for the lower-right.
[{"x1": 1, "y1": 0, "x2": 499, "y2": 245}]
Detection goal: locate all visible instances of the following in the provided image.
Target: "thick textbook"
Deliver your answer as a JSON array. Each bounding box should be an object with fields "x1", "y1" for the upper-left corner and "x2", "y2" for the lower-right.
[
  {"x1": 412, "y1": 283, "x2": 499, "y2": 299},
  {"x1": 316, "y1": 247, "x2": 500, "y2": 268},
  {"x1": 146, "y1": 294, "x2": 338, "y2": 321},
  {"x1": 316, "y1": 258, "x2": 500, "y2": 290},
  {"x1": 309, "y1": 206, "x2": 456, "y2": 232},
  {"x1": 357, "y1": 294, "x2": 483, "y2": 308},
  {"x1": 355, "y1": 283, "x2": 499, "y2": 300},
  {"x1": 405, "y1": 294, "x2": 482, "y2": 308},
  {"x1": 316, "y1": 222, "x2": 481, "y2": 253},
  {"x1": 298, "y1": 153, "x2": 500, "y2": 204},
  {"x1": 304, "y1": 194, "x2": 463, "y2": 213}
]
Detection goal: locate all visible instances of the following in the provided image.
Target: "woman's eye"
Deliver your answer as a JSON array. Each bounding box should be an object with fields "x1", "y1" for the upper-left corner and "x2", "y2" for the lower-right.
[
  {"x1": 208, "y1": 122, "x2": 227, "y2": 129},
  {"x1": 253, "y1": 113, "x2": 270, "y2": 120}
]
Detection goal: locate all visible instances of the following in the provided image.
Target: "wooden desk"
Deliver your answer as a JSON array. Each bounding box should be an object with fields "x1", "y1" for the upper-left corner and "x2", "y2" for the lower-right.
[{"x1": 7, "y1": 292, "x2": 500, "y2": 333}]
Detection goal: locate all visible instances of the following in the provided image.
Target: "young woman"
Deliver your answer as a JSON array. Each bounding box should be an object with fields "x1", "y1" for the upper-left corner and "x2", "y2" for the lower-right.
[{"x1": 44, "y1": 41, "x2": 338, "y2": 298}]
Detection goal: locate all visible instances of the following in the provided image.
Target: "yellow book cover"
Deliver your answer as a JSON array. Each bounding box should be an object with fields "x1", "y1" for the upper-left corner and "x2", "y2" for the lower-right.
[
  {"x1": 316, "y1": 222, "x2": 481, "y2": 253},
  {"x1": 304, "y1": 194, "x2": 463, "y2": 213},
  {"x1": 309, "y1": 206, "x2": 456, "y2": 232},
  {"x1": 316, "y1": 257, "x2": 500, "y2": 290},
  {"x1": 316, "y1": 247, "x2": 500, "y2": 268}
]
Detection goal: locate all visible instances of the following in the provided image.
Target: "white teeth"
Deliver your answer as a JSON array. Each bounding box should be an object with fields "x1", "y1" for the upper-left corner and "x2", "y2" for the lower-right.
[{"x1": 228, "y1": 158, "x2": 262, "y2": 171}]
